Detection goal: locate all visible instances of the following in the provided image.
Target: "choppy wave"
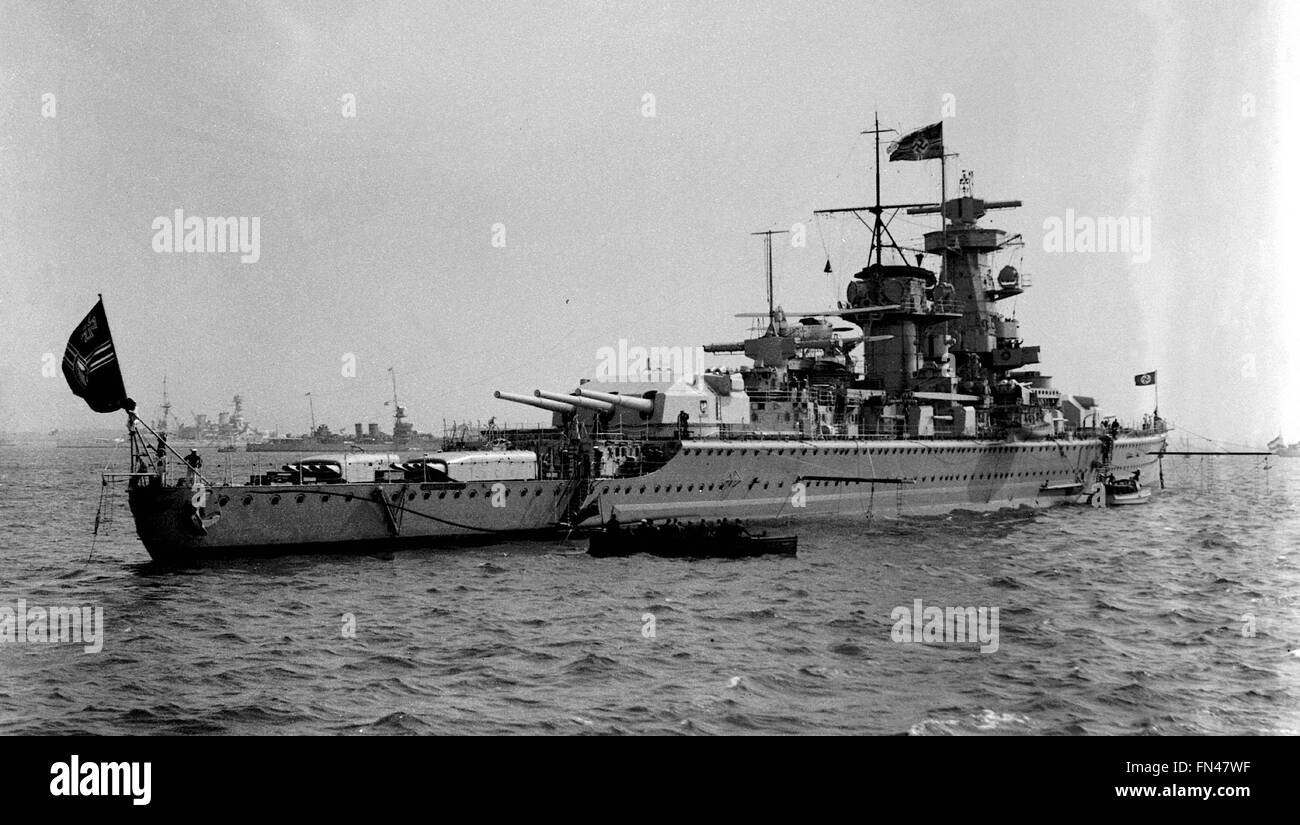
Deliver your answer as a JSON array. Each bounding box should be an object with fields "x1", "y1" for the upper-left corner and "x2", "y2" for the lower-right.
[{"x1": 0, "y1": 446, "x2": 1297, "y2": 734}]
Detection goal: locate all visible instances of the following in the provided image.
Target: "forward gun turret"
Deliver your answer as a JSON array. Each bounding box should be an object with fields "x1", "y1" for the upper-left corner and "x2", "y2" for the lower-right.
[
  {"x1": 573, "y1": 387, "x2": 655, "y2": 415},
  {"x1": 494, "y1": 390, "x2": 575, "y2": 414}
]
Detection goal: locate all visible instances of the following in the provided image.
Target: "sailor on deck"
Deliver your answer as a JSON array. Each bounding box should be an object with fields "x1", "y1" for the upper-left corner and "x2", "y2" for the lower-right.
[{"x1": 184, "y1": 449, "x2": 202, "y2": 483}]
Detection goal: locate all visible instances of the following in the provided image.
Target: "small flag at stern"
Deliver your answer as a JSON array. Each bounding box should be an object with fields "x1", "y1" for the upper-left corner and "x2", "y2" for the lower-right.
[{"x1": 1133, "y1": 370, "x2": 1157, "y2": 386}]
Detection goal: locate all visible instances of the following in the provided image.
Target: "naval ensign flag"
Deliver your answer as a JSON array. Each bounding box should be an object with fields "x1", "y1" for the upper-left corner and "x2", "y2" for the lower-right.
[
  {"x1": 1133, "y1": 371, "x2": 1157, "y2": 386},
  {"x1": 888, "y1": 122, "x2": 944, "y2": 162},
  {"x1": 63, "y1": 297, "x2": 134, "y2": 413}
]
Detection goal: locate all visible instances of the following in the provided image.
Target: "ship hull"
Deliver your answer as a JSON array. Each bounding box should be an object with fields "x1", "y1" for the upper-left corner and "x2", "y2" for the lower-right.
[
  {"x1": 128, "y1": 478, "x2": 580, "y2": 563},
  {"x1": 127, "y1": 434, "x2": 1165, "y2": 562},
  {"x1": 579, "y1": 434, "x2": 1166, "y2": 525}
]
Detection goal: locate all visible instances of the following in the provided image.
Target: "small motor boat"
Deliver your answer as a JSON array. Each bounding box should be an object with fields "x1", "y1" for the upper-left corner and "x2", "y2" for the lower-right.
[
  {"x1": 588, "y1": 520, "x2": 797, "y2": 559},
  {"x1": 1103, "y1": 473, "x2": 1151, "y2": 506}
]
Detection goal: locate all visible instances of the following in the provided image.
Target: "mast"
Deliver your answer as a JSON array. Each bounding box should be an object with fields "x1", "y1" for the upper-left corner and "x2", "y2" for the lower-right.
[
  {"x1": 159, "y1": 374, "x2": 171, "y2": 435},
  {"x1": 940, "y1": 152, "x2": 947, "y2": 280},
  {"x1": 751, "y1": 229, "x2": 790, "y2": 334},
  {"x1": 937, "y1": 149, "x2": 959, "y2": 282},
  {"x1": 388, "y1": 366, "x2": 407, "y2": 437},
  {"x1": 874, "y1": 113, "x2": 882, "y2": 265},
  {"x1": 857, "y1": 113, "x2": 898, "y2": 267}
]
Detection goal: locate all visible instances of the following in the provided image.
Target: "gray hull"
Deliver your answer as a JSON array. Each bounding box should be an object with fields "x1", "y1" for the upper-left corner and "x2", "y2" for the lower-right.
[
  {"x1": 579, "y1": 434, "x2": 1166, "y2": 525},
  {"x1": 127, "y1": 434, "x2": 1164, "y2": 561},
  {"x1": 128, "y1": 478, "x2": 581, "y2": 563}
]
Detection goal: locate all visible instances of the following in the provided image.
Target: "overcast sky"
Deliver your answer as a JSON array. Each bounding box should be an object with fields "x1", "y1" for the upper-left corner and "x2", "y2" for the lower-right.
[{"x1": 1, "y1": 0, "x2": 1294, "y2": 444}]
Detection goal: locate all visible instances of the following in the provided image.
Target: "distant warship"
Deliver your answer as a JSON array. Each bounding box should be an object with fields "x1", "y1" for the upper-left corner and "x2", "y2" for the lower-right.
[
  {"x1": 69, "y1": 117, "x2": 1166, "y2": 562},
  {"x1": 249, "y1": 370, "x2": 441, "y2": 452},
  {"x1": 1269, "y1": 435, "x2": 1300, "y2": 457}
]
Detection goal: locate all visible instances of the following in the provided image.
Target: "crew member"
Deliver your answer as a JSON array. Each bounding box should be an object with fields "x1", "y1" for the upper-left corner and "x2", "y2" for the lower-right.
[{"x1": 184, "y1": 449, "x2": 203, "y2": 483}]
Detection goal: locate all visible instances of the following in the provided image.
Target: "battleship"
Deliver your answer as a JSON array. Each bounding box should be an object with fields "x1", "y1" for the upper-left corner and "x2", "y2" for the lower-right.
[
  {"x1": 155, "y1": 388, "x2": 268, "y2": 450},
  {"x1": 68, "y1": 118, "x2": 1168, "y2": 563},
  {"x1": 56, "y1": 383, "x2": 272, "y2": 449},
  {"x1": 250, "y1": 374, "x2": 440, "y2": 453}
]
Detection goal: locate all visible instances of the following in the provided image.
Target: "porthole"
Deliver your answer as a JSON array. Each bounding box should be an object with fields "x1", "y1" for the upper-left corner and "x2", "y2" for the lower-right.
[
  {"x1": 323, "y1": 495, "x2": 331, "y2": 502},
  {"x1": 391, "y1": 492, "x2": 401, "y2": 502},
  {"x1": 296, "y1": 494, "x2": 305, "y2": 504},
  {"x1": 602, "y1": 487, "x2": 609, "y2": 494},
  {"x1": 345, "y1": 493, "x2": 354, "y2": 502},
  {"x1": 468, "y1": 490, "x2": 477, "y2": 498},
  {"x1": 242, "y1": 495, "x2": 252, "y2": 506},
  {"x1": 454, "y1": 492, "x2": 461, "y2": 499},
  {"x1": 270, "y1": 495, "x2": 280, "y2": 505},
  {"x1": 218, "y1": 495, "x2": 230, "y2": 507},
  {"x1": 423, "y1": 492, "x2": 431, "y2": 499},
  {"x1": 439, "y1": 492, "x2": 447, "y2": 499}
]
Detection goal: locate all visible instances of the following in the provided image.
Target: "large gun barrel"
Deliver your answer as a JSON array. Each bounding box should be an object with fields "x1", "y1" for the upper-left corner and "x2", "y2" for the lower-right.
[
  {"x1": 494, "y1": 390, "x2": 575, "y2": 414},
  {"x1": 534, "y1": 389, "x2": 614, "y2": 413},
  {"x1": 703, "y1": 342, "x2": 746, "y2": 353},
  {"x1": 573, "y1": 387, "x2": 655, "y2": 414}
]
